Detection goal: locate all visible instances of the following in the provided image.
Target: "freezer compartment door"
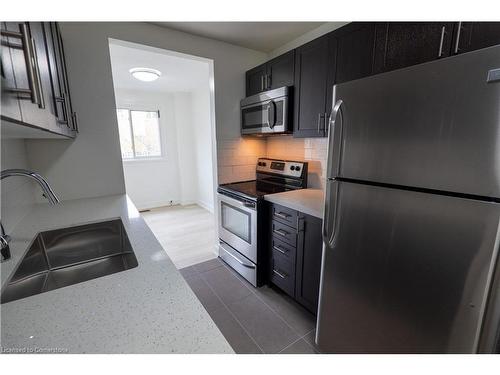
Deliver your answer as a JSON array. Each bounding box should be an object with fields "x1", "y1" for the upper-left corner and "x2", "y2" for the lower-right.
[
  {"x1": 328, "y1": 45, "x2": 500, "y2": 198},
  {"x1": 317, "y1": 180, "x2": 500, "y2": 353}
]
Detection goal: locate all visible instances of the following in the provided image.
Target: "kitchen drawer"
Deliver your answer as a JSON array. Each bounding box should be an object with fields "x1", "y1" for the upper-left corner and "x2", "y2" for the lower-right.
[
  {"x1": 271, "y1": 203, "x2": 298, "y2": 229},
  {"x1": 271, "y1": 251, "x2": 295, "y2": 297},
  {"x1": 272, "y1": 220, "x2": 297, "y2": 247},
  {"x1": 271, "y1": 236, "x2": 296, "y2": 264},
  {"x1": 219, "y1": 241, "x2": 257, "y2": 287}
]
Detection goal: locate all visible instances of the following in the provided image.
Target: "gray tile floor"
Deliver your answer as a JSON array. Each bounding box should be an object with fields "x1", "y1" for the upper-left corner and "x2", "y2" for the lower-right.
[{"x1": 180, "y1": 257, "x2": 320, "y2": 354}]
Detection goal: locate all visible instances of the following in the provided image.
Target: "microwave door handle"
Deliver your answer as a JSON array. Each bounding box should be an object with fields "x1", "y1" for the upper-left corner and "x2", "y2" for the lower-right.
[{"x1": 267, "y1": 101, "x2": 276, "y2": 128}]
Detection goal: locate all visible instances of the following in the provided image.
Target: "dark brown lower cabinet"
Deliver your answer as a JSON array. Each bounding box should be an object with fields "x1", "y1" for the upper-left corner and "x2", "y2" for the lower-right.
[
  {"x1": 267, "y1": 202, "x2": 323, "y2": 314},
  {"x1": 295, "y1": 212, "x2": 323, "y2": 313}
]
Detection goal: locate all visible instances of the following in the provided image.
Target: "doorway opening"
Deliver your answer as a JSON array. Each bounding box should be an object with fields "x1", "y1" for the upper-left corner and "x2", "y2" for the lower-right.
[{"x1": 108, "y1": 39, "x2": 218, "y2": 269}]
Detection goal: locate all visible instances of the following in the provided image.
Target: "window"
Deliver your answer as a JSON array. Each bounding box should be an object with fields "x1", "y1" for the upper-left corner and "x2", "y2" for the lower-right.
[{"x1": 116, "y1": 109, "x2": 162, "y2": 159}]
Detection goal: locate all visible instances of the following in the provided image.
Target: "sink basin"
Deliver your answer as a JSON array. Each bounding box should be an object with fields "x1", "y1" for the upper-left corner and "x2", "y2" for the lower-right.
[{"x1": 1, "y1": 219, "x2": 138, "y2": 304}]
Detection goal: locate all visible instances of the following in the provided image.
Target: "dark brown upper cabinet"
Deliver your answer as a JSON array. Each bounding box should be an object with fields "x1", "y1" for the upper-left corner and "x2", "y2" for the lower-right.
[
  {"x1": 335, "y1": 22, "x2": 377, "y2": 84},
  {"x1": 244, "y1": 21, "x2": 500, "y2": 139},
  {"x1": 1, "y1": 22, "x2": 77, "y2": 138},
  {"x1": 245, "y1": 50, "x2": 295, "y2": 96},
  {"x1": 293, "y1": 35, "x2": 337, "y2": 138},
  {"x1": 373, "y1": 22, "x2": 455, "y2": 75},
  {"x1": 46, "y1": 22, "x2": 78, "y2": 134},
  {"x1": 266, "y1": 50, "x2": 295, "y2": 90},
  {"x1": 245, "y1": 63, "x2": 267, "y2": 97},
  {"x1": 1, "y1": 22, "x2": 22, "y2": 122},
  {"x1": 453, "y1": 22, "x2": 500, "y2": 55}
]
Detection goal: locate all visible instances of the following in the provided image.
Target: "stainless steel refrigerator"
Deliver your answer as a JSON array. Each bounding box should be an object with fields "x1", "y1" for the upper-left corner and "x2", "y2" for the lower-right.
[{"x1": 317, "y1": 45, "x2": 500, "y2": 353}]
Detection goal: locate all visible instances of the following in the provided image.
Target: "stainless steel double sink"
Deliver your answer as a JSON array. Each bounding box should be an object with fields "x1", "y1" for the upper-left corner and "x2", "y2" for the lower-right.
[{"x1": 1, "y1": 219, "x2": 138, "y2": 304}]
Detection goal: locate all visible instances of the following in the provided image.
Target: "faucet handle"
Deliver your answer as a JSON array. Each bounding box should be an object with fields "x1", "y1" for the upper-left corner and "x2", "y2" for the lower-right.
[
  {"x1": 0, "y1": 221, "x2": 11, "y2": 261},
  {"x1": 0, "y1": 234, "x2": 11, "y2": 262}
]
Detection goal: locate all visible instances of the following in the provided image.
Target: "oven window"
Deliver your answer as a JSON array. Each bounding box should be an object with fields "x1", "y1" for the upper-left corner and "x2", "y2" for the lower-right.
[
  {"x1": 242, "y1": 104, "x2": 267, "y2": 129},
  {"x1": 221, "y1": 202, "x2": 251, "y2": 243}
]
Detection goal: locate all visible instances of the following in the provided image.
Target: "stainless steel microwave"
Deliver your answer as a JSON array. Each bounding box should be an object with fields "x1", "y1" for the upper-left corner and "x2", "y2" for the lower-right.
[{"x1": 240, "y1": 86, "x2": 291, "y2": 135}]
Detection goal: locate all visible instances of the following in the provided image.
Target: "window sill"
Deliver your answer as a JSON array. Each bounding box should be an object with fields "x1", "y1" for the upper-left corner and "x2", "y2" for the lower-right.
[{"x1": 122, "y1": 157, "x2": 167, "y2": 164}]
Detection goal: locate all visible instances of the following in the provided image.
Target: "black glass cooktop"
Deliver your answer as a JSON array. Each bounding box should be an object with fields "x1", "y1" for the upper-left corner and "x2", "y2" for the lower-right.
[{"x1": 218, "y1": 180, "x2": 290, "y2": 201}]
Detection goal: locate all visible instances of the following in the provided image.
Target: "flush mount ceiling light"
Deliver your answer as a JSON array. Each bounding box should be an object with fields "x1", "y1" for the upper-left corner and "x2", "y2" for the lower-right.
[{"x1": 129, "y1": 67, "x2": 162, "y2": 82}]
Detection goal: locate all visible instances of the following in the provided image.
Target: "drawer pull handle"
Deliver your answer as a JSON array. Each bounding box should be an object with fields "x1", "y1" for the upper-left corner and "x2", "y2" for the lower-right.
[
  {"x1": 275, "y1": 212, "x2": 291, "y2": 220},
  {"x1": 273, "y1": 229, "x2": 288, "y2": 237},
  {"x1": 220, "y1": 244, "x2": 256, "y2": 269},
  {"x1": 273, "y1": 245, "x2": 287, "y2": 255},
  {"x1": 273, "y1": 269, "x2": 287, "y2": 279}
]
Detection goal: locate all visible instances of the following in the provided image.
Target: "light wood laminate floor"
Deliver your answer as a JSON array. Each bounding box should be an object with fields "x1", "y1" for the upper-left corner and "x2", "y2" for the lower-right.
[{"x1": 141, "y1": 204, "x2": 218, "y2": 269}]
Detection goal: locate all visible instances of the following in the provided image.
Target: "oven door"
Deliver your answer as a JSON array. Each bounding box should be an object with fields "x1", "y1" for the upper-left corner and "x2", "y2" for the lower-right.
[
  {"x1": 218, "y1": 193, "x2": 257, "y2": 263},
  {"x1": 241, "y1": 97, "x2": 287, "y2": 135}
]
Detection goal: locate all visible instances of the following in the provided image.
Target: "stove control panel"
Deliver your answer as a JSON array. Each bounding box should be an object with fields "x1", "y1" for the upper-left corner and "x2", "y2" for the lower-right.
[{"x1": 256, "y1": 158, "x2": 306, "y2": 178}]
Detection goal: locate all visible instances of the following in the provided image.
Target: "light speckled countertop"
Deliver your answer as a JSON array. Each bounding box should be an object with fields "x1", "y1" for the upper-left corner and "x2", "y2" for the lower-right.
[
  {"x1": 264, "y1": 188, "x2": 325, "y2": 219},
  {"x1": 0, "y1": 194, "x2": 233, "y2": 354}
]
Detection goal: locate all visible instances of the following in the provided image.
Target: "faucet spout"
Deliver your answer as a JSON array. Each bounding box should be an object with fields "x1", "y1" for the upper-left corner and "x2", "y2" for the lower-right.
[{"x1": 1, "y1": 169, "x2": 60, "y2": 204}]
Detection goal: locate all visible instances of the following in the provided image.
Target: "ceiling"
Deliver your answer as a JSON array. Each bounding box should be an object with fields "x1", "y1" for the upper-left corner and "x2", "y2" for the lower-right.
[
  {"x1": 153, "y1": 22, "x2": 326, "y2": 52},
  {"x1": 108, "y1": 42, "x2": 209, "y2": 93}
]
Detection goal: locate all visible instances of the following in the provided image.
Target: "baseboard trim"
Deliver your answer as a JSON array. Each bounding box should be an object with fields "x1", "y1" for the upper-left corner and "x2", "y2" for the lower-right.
[
  {"x1": 197, "y1": 199, "x2": 214, "y2": 213},
  {"x1": 134, "y1": 199, "x2": 179, "y2": 211}
]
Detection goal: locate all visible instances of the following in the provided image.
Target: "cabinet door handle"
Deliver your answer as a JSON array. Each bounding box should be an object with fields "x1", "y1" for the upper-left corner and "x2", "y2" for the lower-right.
[
  {"x1": 454, "y1": 22, "x2": 462, "y2": 54},
  {"x1": 55, "y1": 96, "x2": 68, "y2": 124},
  {"x1": 266, "y1": 74, "x2": 271, "y2": 89},
  {"x1": 317, "y1": 113, "x2": 325, "y2": 133},
  {"x1": 62, "y1": 92, "x2": 71, "y2": 127},
  {"x1": 438, "y1": 26, "x2": 446, "y2": 58},
  {"x1": 273, "y1": 245, "x2": 287, "y2": 255},
  {"x1": 273, "y1": 228, "x2": 289, "y2": 237},
  {"x1": 1, "y1": 23, "x2": 41, "y2": 106},
  {"x1": 274, "y1": 212, "x2": 290, "y2": 219},
  {"x1": 261, "y1": 75, "x2": 265, "y2": 91},
  {"x1": 273, "y1": 269, "x2": 287, "y2": 279},
  {"x1": 72, "y1": 112, "x2": 78, "y2": 132},
  {"x1": 30, "y1": 36, "x2": 45, "y2": 109}
]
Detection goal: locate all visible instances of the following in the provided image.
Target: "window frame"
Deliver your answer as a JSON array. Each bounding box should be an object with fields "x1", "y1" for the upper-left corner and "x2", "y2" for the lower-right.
[{"x1": 116, "y1": 108, "x2": 163, "y2": 161}]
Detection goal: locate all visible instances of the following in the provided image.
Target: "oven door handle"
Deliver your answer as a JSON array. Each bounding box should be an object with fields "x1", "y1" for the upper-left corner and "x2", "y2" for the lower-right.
[{"x1": 219, "y1": 193, "x2": 256, "y2": 211}]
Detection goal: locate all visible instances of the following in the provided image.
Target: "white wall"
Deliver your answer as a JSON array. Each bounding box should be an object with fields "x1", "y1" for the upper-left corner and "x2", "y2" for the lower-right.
[
  {"x1": 191, "y1": 81, "x2": 214, "y2": 212},
  {"x1": 0, "y1": 135, "x2": 36, "y2": 233},
  {"x1": 115, "y1": 89, "x2": 182, "y2": 210},
  {"x1": 172, "y1": 89, "x2": 215, "y2": 212},
  {"x1": 24, "y1": 22, "x2": 267, "y2": 202},
  {"x1": 173, "y1": 92, "x2": 198, "y2": 206},
  {"x1": 267, "y1": 22, "x2": 348, "y2": 59}
]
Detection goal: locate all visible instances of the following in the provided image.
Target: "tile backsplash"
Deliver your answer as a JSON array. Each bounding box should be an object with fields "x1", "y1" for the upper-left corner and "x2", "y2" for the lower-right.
[
  {"x1": 266, "y1": 136, "x2": 328, "y2": 189},
  {"x1": 217, "y1": 135, "x2": 328, "y2": 189},
  {"x1": 217, "y1": 138, "x2": 267, "y2": 184}
]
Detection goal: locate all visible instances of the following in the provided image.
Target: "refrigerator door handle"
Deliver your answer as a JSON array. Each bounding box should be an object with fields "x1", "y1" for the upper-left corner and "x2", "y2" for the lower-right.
[
  {"x1": 322, "y1": 179, "x2": 340, "y2": 248},
  {"x1": 326, "y1": 99, "x2": 344, "y2": 179}
]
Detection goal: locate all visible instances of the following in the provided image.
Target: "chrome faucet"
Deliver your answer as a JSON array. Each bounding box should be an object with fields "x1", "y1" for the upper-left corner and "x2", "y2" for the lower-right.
[{"x1": 0, "y1": 169, "x2": 60, "y2": 261}]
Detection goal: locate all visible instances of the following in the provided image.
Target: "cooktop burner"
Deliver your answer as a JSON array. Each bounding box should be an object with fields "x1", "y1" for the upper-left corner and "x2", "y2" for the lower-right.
[
  {"x1": 218, "y1": 158, "x2": 309, "y2": 201},
  {"x1": 218, "y1": 180, "x2": 289, "y2": 201}
]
